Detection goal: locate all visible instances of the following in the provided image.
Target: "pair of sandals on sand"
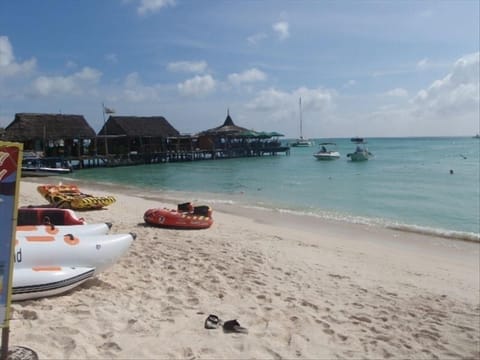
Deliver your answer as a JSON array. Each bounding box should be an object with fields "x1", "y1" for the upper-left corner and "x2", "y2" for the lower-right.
[{"x1": 204, "y1": 314, "x2": 248, "y2": 334}]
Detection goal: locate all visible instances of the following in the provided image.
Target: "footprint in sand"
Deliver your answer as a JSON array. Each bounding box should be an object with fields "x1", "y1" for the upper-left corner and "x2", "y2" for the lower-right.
[
  {"x1": 17, "y1": 309, "x2": 38, "y2": 320},
  {"x1": 99, "y1": 341, "x2": 122, "y2": 354}
]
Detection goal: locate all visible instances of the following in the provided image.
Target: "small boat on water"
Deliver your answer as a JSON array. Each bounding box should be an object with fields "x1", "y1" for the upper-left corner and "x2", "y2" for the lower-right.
[
  {"x1": 144, "y1": 202, "x2": 213, "y2": 229},
  {"x1": 347, "y1": 138, "x2": 373, "y2": 162},
  {"x1": 21, "y1": 156, "x2": 72, "y2": 177},
  {"x1": 313, "y1": 143, "x2": 340, "y2": 160},
  {"x1": 291, "y1": 137, "x2": 313, "y2": 147}
]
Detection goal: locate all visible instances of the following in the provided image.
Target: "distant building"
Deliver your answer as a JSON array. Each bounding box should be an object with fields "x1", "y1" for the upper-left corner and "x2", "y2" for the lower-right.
[
  {"x1": 2, "y1": 113, "x2": 97, "y2": 157},
  {"x1": 196, "y1": 110, "x2": 286, "y2": 157},
  {"x1": 98, "y1": 116, "x2": 180, "y2": 155}
]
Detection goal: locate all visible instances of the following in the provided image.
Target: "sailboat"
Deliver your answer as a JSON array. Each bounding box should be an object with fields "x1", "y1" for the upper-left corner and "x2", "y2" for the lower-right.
[{"x1": 291, "y1": 97, "x2": 313, "y2": 147}]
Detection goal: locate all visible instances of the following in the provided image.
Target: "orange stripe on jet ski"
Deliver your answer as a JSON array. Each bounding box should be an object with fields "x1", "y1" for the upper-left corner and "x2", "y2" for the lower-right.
[
  {"x1": 32, "y1": 266, "x2": 62, "y2": 272},
  {"x1": 26, "y1": 235, "x2": 55, "y2": 242},
  {"x1": 16, "y1": 226, "x2": 38, "y2": 231}
]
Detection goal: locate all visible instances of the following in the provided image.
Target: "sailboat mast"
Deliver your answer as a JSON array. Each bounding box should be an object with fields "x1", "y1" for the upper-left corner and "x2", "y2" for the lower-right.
[{"x1": 299, "y1": 97, "x2": 303, "y2": 139}]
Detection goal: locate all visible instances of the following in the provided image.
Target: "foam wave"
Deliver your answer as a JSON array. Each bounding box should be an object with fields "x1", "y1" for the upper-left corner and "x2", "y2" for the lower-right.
[
  {"x1": 242, "y1": 203, "x2": 480, "y2": 243},
  {"x1": 386, "y1": 224, "x2": 480, "y2": 243}
]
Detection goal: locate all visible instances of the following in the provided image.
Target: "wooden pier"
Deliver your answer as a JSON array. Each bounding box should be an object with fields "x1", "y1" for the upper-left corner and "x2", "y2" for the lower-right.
[{"x1": 71, "y1": 145, "x2": 291, "y2": 169}]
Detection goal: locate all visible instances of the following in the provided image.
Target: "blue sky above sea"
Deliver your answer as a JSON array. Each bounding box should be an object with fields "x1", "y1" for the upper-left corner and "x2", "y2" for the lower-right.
[{"x1": 0, "y1": 0, "x2": 478, "y2": 138}]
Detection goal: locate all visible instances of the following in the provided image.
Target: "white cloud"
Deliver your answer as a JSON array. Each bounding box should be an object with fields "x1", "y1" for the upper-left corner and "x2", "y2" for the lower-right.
[
  {"x1": 228, "y1": 68, "x2": 266, "y2": 86},
  {"x1": 30, "y1": 66, "x2": 102, "y2": 97},
  {"x1": 247, "y1": 32, "x2": 268, "y2": 45},
  {"x1": 385, "y1": 88, "x2": 408, "y2": 97},
  {"x1": 343, "y1": 80, "x2": 356, "y2": 88},
  {"x1": 121, "y1": 72, "x2": 163, "y2": 102},
  {"x1": 416, "y1": 58, "x2": 429, "y2": 69},
  {"x1": 74, "y1": 67, "x2": 102, "y2": 81},
  {"x1": 105, "y1": 53, "x2": 118, "y2": 64},
  {"x1": 243, "y1": 86, "x2": 336, "y2": 136},
  {"x1": 411, "y1": 52, "x2": 479, "y2": 116},
  {"x1": 0, "y1": 35, "x2": 36, "y2": 77},
  {"x1": 0, "y1": 36, "x2": 14, "y2": 66},
  {"x1": 272, "y1": 21, "x2": 290, "y2": 40},
  {"x1": 178, "y1": 74, "x2": 216, "y2": 97},
  {"x1": 363, "y1": 52, "x2": 479, "y2": 136},
  {"x1": 247, "y1": 87, "x2": 335, "y2": 115},
  {"x1": 167, "y1": 60, "x2": 208, "y2": 73},
  {"x1": 66, "y1": 60, "x2": 77, "y2": 69},
  {"x1": 138, "y1": 0, "x2": 175, "y2": 15}
]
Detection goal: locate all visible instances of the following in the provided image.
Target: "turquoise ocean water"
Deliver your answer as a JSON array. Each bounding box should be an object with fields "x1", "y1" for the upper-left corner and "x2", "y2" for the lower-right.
[{"x1": 69, "y1": 137, "x2": 480, "y2": 242}]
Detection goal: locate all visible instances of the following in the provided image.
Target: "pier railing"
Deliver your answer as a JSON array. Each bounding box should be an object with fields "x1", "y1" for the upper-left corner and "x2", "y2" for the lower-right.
[{"x1": 69, "y1": 145, "x2": 290, "y2": 169}]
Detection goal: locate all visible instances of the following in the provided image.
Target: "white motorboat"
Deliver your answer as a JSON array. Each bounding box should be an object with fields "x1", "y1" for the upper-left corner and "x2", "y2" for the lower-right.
[
  {"x1": 313, "y1": 143, "x2": 340, "y2": 160},
  {"x1": 347, "y1": 138, "x2": 373, "y2": 161},
  {"x1": 22, "y1": 156, "x2": 72, "y2": 177}
]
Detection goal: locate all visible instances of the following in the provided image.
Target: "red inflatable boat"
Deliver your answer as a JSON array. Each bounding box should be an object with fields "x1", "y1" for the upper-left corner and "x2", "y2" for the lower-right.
[
  {"x1": 144, "y1": 203, "x2": 213, "y2": 230},
  {"x1": 17, "y1": 207, "x2": 86, "y2": 226}
]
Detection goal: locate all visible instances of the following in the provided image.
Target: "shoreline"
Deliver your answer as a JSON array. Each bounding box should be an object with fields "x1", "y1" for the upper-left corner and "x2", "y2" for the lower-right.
[
  {"x1": 8, "y1": 178, "x2": 480, "y2": 359},
  {"x1": 22, "y1": 174, "x2": 480, "y2": 243}
]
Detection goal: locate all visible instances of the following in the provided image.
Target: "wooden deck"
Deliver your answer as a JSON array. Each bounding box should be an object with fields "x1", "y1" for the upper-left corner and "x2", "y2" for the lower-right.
[{"x1": 70, "y1": 146, "x2": 291, "y2": 169}]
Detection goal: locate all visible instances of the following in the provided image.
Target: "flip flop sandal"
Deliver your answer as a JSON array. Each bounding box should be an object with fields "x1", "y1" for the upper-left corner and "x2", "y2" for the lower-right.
[
  {"x1": 222, "y1": 319, "x2": 248, "y2": 334},
  {"x1": 204, "y1": 314, "x2": 222, "y2": 329}
]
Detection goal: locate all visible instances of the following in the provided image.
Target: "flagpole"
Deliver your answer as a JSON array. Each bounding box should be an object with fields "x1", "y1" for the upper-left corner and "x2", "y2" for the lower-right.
[{"x1": 102, "y1": 103, "x2": 109, "y2": 156}]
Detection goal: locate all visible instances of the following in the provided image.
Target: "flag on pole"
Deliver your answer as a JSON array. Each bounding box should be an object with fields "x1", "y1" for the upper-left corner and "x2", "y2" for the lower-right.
[{"x1": 104, "y1": 106, "x2": 115, "y2": 114}]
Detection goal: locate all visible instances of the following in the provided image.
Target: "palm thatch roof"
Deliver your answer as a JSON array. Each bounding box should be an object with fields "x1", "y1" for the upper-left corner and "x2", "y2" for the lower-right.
[
  {"x1": 99, "y1": 116, "x2": 180, "y2": 138},
  {"x1": 198, "y1": 111, "x2": 249, "y2": 136},
  {"x1": 3, "y1": 113, "x2": 96, "y2": 141}
]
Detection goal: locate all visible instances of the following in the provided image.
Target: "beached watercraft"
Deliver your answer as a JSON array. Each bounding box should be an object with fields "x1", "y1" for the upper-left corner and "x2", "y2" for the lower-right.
[
  {"x1": 12, "y1": 232, "x2": 135, "y2": 301},
  {"x1": 37, "y1": 184, "x2": 116, "y2": 210},
  {"x1": 16, "y1": 222, "x2": 112, "y2": 237},
  {"x1": 18, "y1": 207, "x2": 87, "y2": 226},
  {"x1": 144, "y1": 202, "x2": 213, "y2": 229}
]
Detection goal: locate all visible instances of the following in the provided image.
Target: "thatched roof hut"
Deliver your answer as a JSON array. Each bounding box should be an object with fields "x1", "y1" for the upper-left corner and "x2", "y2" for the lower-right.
[
  {"x1": 98, "y1": 116, "x2": 180, "y2": 154},
  {"x1": 4, "y1": 113, "x2": 96, "y2": 141},
  {"x1": 98, "y1": 116, "x2": 179, "y2": 138},
  {"x1": 197, "y1": 110, "x2": 249, "y2": 136},
  {"x1": 2, "y1": 113, "x2": 97, "y2": 157}
]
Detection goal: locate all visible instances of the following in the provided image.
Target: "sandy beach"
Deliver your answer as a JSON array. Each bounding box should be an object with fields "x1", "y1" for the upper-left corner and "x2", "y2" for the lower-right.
[{"x1": 7, "y1": 178, "x2": 480, "y2": 359}]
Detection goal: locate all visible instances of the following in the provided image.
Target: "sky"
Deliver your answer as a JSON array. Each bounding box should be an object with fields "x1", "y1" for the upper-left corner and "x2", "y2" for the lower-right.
[{"x1": 0, "y1": 0, "x2": 479, "y2": 138}]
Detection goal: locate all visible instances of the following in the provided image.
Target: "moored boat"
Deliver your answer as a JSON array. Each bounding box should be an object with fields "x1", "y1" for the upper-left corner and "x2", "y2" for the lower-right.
[
  {"x1": 347, "y1": 138, "x2": 373, "y2": 162},
  {"x1": 144, "y1": 202, "x2": 213, "y2": 229},
  {"x1": 313, "y1": 143, "x2": 340, "y2": 160},
  {"x1": 291, "y1": 97, "x2": 313, "y2": 147},
  {"x1": 21, "y1": 156, "x2": 72, "y2": 177}
]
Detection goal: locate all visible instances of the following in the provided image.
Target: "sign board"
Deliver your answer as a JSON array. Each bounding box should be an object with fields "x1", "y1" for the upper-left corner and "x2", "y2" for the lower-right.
[{"x1": 0, "y1": 142, "x2": 23, "y2": 328}]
